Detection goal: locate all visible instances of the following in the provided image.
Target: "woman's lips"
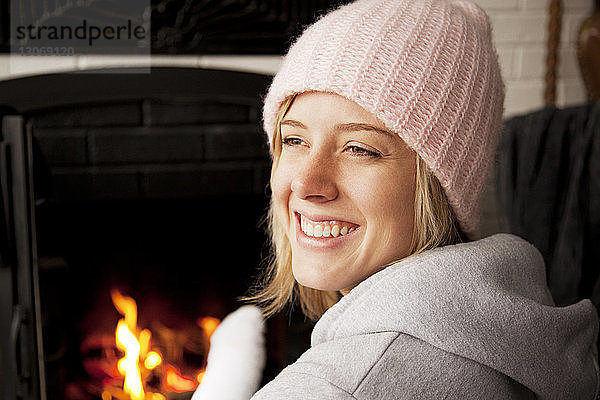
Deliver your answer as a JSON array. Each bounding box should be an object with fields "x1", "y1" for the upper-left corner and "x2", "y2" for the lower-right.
[{"x1": 293, "y1": 212, "x2": 359, "y2": 249}]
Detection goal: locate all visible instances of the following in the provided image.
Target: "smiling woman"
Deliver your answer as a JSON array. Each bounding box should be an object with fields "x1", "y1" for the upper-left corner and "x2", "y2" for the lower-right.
[
  {"x1": 236, "y1": 0, "x2": 600, "y2": 399},
  {"x1": 255, "y1": 91, "x2": 462, "y2": 319},
  {"x1": 273, "y1": 92, "x2": 416, "y2": 293}
]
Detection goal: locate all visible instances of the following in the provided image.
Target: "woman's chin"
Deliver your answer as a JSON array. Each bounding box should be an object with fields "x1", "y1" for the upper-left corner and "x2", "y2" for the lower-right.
[
  {"x1": 292, "y1": 263, "x2": 354, "y2": 292},
  {"x1": 293, "y1": 268, "x2": 335, "y2": 291}
]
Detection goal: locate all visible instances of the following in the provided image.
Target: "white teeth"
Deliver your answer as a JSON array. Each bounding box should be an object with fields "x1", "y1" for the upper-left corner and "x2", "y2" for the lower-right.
[
  {"x1": 299, "y1": 214, "x2": 356, "y2": 238},
  {"x1": 313, "y1": 224, "x2": 323, "y2": 238},
  {"x1": 305, "y1": 223, "x2": 314, "y2": 236},
  {"x1": 331, "y1": 225, "x2": 340, "y2": 237}
]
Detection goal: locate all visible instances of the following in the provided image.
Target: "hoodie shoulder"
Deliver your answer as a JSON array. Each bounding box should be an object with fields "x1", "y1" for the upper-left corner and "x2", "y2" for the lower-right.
[
  {"x1": 354, "y1": 331, "x2": 536, "y2": 399},
  {"x1": 255, "y1": 330, "x2": 536, "y2": 400},
  {"x1": 312, "y1": 234, "x2": 599, "y2": 400}
]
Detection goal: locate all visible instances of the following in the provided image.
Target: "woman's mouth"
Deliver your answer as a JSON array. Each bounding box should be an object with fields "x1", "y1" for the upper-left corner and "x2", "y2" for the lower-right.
[{"x1": 297, "y1": 213, "x2": 358, "y2": 238}]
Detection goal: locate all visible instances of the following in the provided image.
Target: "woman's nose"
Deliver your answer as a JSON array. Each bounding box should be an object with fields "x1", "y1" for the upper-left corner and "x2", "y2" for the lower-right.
[{"x1": 290, "y1": 155, "x2": 338, "y2": 202}]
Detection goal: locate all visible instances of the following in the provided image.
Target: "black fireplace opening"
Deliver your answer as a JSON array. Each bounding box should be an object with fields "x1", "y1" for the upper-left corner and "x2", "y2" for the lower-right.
[
  {"x1": 36, "y1": 195, "x2": 273, "y2": 399},
  {"x1": 0, "y1": 68, "x2": 313, "y2": 400}
]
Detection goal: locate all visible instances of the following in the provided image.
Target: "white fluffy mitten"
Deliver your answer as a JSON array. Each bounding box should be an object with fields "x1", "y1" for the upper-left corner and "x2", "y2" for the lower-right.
[{"x1": 191, "y1": 305, "x2": 266, "y2": 400}]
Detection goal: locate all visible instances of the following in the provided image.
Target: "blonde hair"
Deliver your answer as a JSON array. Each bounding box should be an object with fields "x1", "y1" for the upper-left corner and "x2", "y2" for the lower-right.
[{"x1": 245, "y1": 96, "x2": 463, "y2": 321}]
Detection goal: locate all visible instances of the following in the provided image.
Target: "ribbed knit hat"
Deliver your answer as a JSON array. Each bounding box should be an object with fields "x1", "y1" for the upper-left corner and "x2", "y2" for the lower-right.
[{"x1": 263, "y1": 0, "x2": 504, "y2": 238}]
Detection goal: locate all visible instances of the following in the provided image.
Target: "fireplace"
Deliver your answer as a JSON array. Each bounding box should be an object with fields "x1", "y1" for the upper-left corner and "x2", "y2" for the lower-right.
[{"x1": 0, "y1": 67, "x2": 312, "y2": 400}]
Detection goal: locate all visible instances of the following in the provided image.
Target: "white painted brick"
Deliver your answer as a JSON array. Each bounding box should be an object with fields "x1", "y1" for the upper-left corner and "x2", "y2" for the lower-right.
[
  {"x1": 558, "y1": 47, "x2": 582, "y2": 79},
  {"x1": 521, "y1": 0, "x2": 592, "y2": 10},
  {"x1": 472, "y1": 0, "x2": 519, "y2": 10},
  {"x1": 519, "y1": 0, "x2": 549, "y2": 11},
  {"x1": 515, "y1": 46, "x2": 546, "y2": 79},
  {"x1": 563, "y1": 0, "x2": 594, "y2": 11},
  {"x1": 504, "y1": 79, "x2": 546, "y2": 117},
  {"x1": 490, "y1": 13, "x2": 548, "y2": 43},
  {"x1": 562, "y1": 13, "x2": 592, "y2": 44},
  {"x1": 556, "y1": 78, "x2": 588, "y2": 106},
  {"x1": 495, "y1": 46, "x2": 515, "y2": 79}
]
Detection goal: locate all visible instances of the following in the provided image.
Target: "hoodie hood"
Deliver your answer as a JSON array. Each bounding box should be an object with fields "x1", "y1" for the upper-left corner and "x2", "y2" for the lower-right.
[{"x1": 312, "y1": 234, "x2": 599, "y2": 399}]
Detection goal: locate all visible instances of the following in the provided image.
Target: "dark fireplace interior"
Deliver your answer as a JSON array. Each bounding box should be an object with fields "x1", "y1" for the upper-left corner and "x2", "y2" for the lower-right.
[
  {"x1": 38, "y1": 197, "x2": 271, "y2": 398},
  {"x1": 0, "y1": 68, "x2": 312, "y2": 400}
]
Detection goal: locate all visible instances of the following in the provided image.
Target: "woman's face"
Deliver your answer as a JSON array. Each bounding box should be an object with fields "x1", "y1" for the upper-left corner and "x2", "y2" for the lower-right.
[{"x1": 271, "y1": 92, "x2": 416, "y2": 291}]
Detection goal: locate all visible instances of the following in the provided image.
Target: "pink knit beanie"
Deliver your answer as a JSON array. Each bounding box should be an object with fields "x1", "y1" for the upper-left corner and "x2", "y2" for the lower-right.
[{"x1": 263, "y1": 0, "x2": 505, "y2": 238}]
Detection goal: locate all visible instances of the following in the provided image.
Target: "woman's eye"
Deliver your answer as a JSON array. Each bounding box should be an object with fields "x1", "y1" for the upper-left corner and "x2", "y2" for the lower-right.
[
  {"x1": 345, "y1": 145, "x2": 381, "y2": 158},
  {"x1": 282, "y1": 136, "x2": 305, "y2": 147}
]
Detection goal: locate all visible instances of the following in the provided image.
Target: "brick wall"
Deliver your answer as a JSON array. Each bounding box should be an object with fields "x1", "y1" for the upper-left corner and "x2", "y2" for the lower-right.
[
  {"x1": 0, "y1": 69, "x2": 274, "y2": 204},
  {"x1": 475, "y1": 0, "x2": 594, "y2": 116},
  {"x1": 0, "y1": 0, "x2": 595, "y2": 117},
  {"x1": 30, "y1": 99, "x2": 270, "y2": 203}
]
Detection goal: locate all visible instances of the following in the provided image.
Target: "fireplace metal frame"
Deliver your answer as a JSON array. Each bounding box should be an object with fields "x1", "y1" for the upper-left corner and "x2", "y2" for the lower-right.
[
  {"x1": 1, "y1": 116, "x2": 46, "y2": 399},
  {"x1": 0, "y1": 67, "x2": 273, "y2": 399}
]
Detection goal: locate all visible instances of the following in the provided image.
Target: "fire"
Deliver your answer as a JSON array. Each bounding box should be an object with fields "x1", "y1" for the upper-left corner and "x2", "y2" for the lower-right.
[
  {"x1": 198, "y1": 317, "x2": 220, "y2": 338},
  {"x1": 144, "y1": 352, "x2": 162, "y2": 370},
  {"x1": 106, "y1": 289, "x2": 220, "y2": 399},
  {"x1": 196, "y1": 370, "x2": 206, "y2": 384},
  {"x1": 166, "y1": 365, "x2": 197, "y2": 392},
  {"x1": 112, "y1": 291, "x2": 146, "y2": 400}
]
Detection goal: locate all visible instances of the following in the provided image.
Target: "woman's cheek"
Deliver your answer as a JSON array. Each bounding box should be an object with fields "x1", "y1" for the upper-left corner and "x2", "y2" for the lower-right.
[
  {"x1": 270, "y1": 165, "x2": 293, "y2": 220},
  {"x1": 340, "y1": 167, "x2": 386, "y2": 204},
  {"x1": 270, "y1": 163, "x2": 288, "y2": 198}
]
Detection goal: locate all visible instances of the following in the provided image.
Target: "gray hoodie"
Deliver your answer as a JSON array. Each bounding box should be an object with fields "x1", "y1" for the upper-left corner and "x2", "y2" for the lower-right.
[{"x1": 252, "y1": 234, "x2": 599, "y2": 399}]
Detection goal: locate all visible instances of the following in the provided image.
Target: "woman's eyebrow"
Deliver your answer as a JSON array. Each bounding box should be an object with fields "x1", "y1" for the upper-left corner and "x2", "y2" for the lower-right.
[
  {"x1": 335, "y1": 122, "x2": 394, "y2": 137},
  {"x1": 280, "y1": 119, "x2": 307, "y2": 129}
]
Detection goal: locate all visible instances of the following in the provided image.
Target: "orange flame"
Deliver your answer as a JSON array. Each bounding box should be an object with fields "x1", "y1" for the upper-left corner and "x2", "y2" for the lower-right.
[
  {"x1": 166, "y1": 364, "x2": 197, "y2": 392},
  {"x1": 198, "y1": 317, "x2": 220, "y2": 338},
  {"x1": 138, "y1": 329, "x2": 151, "y2": 358},
  {"x1": 144, "y1": 351, "x2": 162, "y2": 370},
  {"x1": 111, "y1": 290, "x2": 137, "y2": 332},
  {"x1": 112, "y1": 290, "x2": 145, "y2": 400},
  {"x1": 109, "y1": 289, "x2": 220, "y2": 398},
  {"x1": 196, "y1": 370, "x2": 206, "y2": 384}
]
